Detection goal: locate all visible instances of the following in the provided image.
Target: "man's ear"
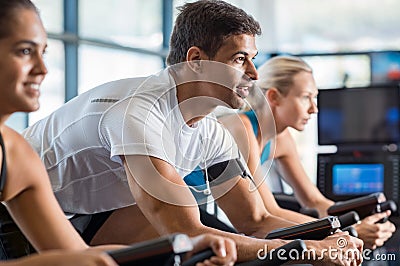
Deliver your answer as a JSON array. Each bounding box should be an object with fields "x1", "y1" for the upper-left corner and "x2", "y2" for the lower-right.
[
  {"x1": 186, "y1": 46, "x2": 204, "y2": 73},
  {"x1": 266, "y1": 87, "x2": 281, "y2": 106}
]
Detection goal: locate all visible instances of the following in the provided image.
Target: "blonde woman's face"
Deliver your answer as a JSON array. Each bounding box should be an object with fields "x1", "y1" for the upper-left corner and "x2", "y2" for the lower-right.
[{"x1": 275, "y1": 71, "x2": 318, "y2": 131}]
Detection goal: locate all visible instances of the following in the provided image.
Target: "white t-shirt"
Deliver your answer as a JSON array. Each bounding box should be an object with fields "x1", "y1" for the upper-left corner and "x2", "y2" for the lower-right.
[{"x1": 23, "y1": 69, "x2": 239, "y2": 214}]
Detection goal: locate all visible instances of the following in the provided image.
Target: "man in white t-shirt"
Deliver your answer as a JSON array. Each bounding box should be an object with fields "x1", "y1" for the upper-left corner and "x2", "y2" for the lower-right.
[{"x1": 23, "y1": 1, "x2": 363, "y2": 264}]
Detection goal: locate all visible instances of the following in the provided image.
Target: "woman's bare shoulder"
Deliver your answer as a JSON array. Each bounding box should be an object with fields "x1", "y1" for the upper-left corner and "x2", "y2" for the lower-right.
[
  {"x1": 2, "y1": 126, "x2": 33, "y2": 153},
  {"x1": 219, "y1": 112, "x2": 252, "y2": 134}
]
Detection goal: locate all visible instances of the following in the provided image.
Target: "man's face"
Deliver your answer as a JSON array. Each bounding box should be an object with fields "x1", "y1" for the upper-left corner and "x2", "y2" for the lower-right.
[{"x1": 197, "y1": 34, "x2": 258, "y2": 109}]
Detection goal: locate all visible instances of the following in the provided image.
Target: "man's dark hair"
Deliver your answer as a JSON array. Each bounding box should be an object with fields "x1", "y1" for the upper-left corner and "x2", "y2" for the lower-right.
[
  {"x1": 0, "y1": 0, "x2": 39, "y2": 39},
  {"x1": 166, "y1": 0, "x2": 261, "y2": 66}
]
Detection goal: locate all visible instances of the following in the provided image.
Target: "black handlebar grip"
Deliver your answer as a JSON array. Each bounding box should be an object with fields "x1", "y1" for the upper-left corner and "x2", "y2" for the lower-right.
[
  {"x1": 182, "y1": 248, "x2": 214, "y2": 266},
  {"x1": 341, "y1": 226, "x2": 358, "y2": 238},
  {"x1": 338, "y1": 211, "x2": 360, "y2": 228},
  {"x1": 377, "y1": 200, "x2": 397, "y2": 223},
  {"x1": 379, "y1": 200, "x2": 397, "y2": 213}
]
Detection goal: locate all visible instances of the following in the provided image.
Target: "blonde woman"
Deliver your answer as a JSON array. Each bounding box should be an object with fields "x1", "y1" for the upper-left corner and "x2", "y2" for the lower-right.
[{"x1": 220, "y1": 55, "x2": 396, "y2": 250}]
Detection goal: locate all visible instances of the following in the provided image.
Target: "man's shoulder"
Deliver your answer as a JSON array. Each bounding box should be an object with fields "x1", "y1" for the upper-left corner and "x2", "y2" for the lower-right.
[
  {"x1": 87, "y1": 77, "x2": 150, "y2": 98},
  {"x1": 95, "y1": 70, "x2": 174, "y2": 101}
]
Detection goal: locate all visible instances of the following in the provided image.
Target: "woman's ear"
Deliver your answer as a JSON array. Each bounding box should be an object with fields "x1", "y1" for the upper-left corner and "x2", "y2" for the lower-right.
[{"x1": 266, "y1": 87, "x2": 281, "y2": 106}]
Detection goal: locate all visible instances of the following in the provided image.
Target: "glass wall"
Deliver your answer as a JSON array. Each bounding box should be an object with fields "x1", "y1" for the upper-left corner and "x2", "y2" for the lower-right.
[
  {"x1": 79, "y1": 0, "x2": 163, "y2": 50},
  {"x1": 78, "y1": 46, "x2": 163, "y2": 93},
  {"x1": 18, "y1": 0, "x2": 400, "y2": 126},
  {"x1": 14, "y1": 0, "x2": 166, "y2": 129},
  {"x1": 273, "y1": 0, "x2": 400, "y2": 53},
  {"x1": 7, "y1": 0, "x2": 400, "y2": 185},
  {"x1": 33, "y1": 0, "x2": 63, "y2": 33}
]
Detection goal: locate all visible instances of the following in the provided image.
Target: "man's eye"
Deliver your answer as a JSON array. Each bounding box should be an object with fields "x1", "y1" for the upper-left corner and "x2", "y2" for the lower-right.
[
  {"x1": 42, "y1": 49, "x2": 47, "y2": 58},
  {"x1": 21, "y1": 48, "x2": 31, "y2": 55},
  {"x1": 234, "y1": 57, "x2": 245, "y2": 64}
]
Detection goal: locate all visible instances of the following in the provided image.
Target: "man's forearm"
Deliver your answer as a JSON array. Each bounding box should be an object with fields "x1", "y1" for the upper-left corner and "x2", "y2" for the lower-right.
[
  {"x1": 233, "y1": 212, "x2": 298, "y2": 239},
  {"x1": 273, "y1": 207, "x2": 316, "y2": 224},
  {"x1": 179, "y1": 224, "x2": 290, "y2": 262}
]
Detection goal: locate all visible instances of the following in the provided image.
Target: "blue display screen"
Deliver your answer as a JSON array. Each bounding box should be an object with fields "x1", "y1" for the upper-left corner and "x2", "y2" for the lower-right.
[{"x1": 333, "y1": 164, "x2": 384, "y2": 195}]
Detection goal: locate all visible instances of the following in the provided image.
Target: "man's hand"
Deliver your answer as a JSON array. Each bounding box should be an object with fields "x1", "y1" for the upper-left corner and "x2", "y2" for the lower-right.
[
  {"x1": 354, "y1": 210, "x2": 396, "y2": 249},
  {"x1": 188, "y1": 234, "x2": 237, "y2": 266},
  {"x1": 308, "y1": 231, "x2": 364, "y2": 266}
]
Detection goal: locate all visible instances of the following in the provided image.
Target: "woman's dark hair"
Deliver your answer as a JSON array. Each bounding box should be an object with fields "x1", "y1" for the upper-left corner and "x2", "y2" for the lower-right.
[
  {"x1": 166, "y1": 0, "x2": 261, "y2": 66},
  {"x1": 0, "y1": 0, "x2": 39, "y2": 39}
]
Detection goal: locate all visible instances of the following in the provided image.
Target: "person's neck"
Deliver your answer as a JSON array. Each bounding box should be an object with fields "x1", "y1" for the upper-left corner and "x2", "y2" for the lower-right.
[
  {"x1": 0, "y1": 115, "x2": 10, "y2": 128},
  {"x1": 176, "y1": 82, "x2": 217, "y2": 127},
  {"x1": 255, "y1": 107, "x2": 280, "y2": 147},
  {"x1": 274, "y1": 119, "x2": 287, "y2": 136}
]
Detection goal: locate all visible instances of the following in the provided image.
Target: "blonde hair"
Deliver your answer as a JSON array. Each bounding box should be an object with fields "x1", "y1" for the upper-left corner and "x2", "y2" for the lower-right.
[{"x1": 247, "y1": 55, "x2": 313, "y2": 110}]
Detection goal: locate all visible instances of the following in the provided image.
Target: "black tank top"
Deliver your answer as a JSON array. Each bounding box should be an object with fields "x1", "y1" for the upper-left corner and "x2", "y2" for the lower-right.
[{"x1": 0, "y1": 132, "x2": 6, "y2": 196}]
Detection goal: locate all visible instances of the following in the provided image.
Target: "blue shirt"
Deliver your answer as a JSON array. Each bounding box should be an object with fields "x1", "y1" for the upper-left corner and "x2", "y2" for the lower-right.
[{"x1": 243, "y1": 110, "x2": 271, "y2": 164}]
